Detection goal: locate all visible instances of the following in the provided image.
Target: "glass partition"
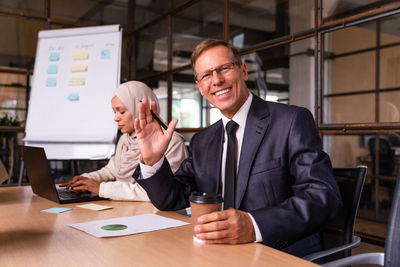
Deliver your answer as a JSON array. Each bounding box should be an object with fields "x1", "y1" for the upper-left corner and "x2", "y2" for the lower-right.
[
  {"x1": 324, "y1": 94, "x2": 375, "y2": 124},
  {"x1": 172, "y1": 0, "x2": 224, "y2": 69},
  {"x1": 0, "y1": 16, "x2": 43, "y2": 67},
  {"x1": 322, "y1": 0, "x2": 380, "y2": 22},
  {"x1": 0, "y1": 74, "x2": 27, "y2": 121},
  {"x1": 52, "y1": 0, "x2": 128, "y2": 25},
  {"x1": 134, "y1": 0, "x2": 168, "y2": 29},
  {"x1": 172, "y1": 74, "x2": 202, "y2": 128},
  {"x1": 146, "y1": 75, "x2": 168, "y2": 123},
  {"x1": 380, "y1": 46, "x2": 400, "y2": 90},
  {"x1": 324, "y1": 133, "x2": 399, "y2": 222},
  {"x1": 148, "y1": 72, "x2": 203, "y2": 129},
  {"x1": 1, "y1": 0, "x2": 45, "y2": 16},
  {"x1": 323, "y1": 15, "x2": 400, "y2": 124},
  {"x1": 229, "y1": 0, "x2": 314, "y2": 48},
  {"x1": 135, "y1": 20, "x2": 168, "y2": 79},
  {"x1": 381, "y1": 14, "x2": 400, "y2": 46},
  {"x1": 379, "y1": 91, "x2": 400, "y2": 123}
]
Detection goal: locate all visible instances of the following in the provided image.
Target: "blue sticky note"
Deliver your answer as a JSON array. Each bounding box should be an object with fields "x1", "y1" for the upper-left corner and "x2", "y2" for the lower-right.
[
  {"x1": 41, "y1": 207, "x2": 72, "y2": 214},
  {"x1": 46, "y1": 77, "x2": 57, "y2": 87},
  {"x1": 68, "y1": 92, "x2": 79, "y2": 101},
  {"x1": 49, "y1": 52, "x2": 60, "y2": 61},
  {"x1": 47, "y1": 65, "x2": 58, "y2": 74},
  {"x1": 101, "y1": 49, "x2": 111, "y2": 59}
]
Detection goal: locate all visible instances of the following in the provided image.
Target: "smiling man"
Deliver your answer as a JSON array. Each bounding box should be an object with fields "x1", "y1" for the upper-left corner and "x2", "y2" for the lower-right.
[{"x1": 133, "y1": 39, "x2": 342, "y2": 257}]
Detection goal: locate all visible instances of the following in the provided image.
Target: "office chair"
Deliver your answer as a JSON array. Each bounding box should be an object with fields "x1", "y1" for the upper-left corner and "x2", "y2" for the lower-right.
[
  {"x1": 368, "y1": 137, "x2": 395, "y2": 177},
  {"x1": 323, "y1": 169, "x2": 400, "y2": 267},
  {"x1": 303, "y1": 166, "x2": 368, "y2": 263},
  {"x1": 368, "y1": 137, "x2": 396, "y2": 208}
]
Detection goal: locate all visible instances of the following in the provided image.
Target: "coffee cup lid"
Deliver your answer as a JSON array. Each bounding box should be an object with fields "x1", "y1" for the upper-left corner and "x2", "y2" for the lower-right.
[{"x1": 189, "y1": 192, "x2": 223, "y2": 204}]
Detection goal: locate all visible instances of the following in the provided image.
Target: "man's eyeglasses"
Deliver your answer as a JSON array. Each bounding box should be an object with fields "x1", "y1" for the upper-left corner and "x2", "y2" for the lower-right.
[{"x1": 195, "y1": 62, "x2": 240, "y2": 85}]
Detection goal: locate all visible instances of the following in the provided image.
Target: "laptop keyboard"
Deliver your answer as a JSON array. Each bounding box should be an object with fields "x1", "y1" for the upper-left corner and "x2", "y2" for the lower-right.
[{"x1": 57, "y1": 188, "x2": 95, "y2": 199}]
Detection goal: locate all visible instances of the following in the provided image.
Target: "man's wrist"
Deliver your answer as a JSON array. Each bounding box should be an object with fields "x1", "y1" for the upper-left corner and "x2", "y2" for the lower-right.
[
  {"x1": 142, "y1": 156, "x2": 162, "y2": 166},
  {"x1": 248, "y1": 212, "x2": 263, "y2": 243},
  {"x1": 139, "y1": 156, "x2": 165, "y2": 179}
]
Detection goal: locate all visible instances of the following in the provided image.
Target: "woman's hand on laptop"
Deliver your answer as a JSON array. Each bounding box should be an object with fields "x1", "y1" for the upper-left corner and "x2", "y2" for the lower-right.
[
  {"x1": 60, "y1": 175, "x2": 82, "y2": 189},
  {"x1": 60, "y1": 175, "x2": 86, "y2": 190},
  {"x1": 70, "y1": 177, "x2": 100, "y2": 195},
  {"x1": 59, "y1": 176, "x2": 100, "y2": 195}
]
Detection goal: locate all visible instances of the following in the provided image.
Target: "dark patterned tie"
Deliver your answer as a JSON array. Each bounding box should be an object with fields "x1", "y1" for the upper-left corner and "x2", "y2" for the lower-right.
[{"x1": 224, "y1": 120, "x2": 239, "y2": 210}]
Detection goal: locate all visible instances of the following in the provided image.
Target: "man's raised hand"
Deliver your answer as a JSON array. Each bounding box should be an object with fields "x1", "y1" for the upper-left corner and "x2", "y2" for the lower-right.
[{"x1": 134, "y1": 98, "x2": 178, "y2": 166}]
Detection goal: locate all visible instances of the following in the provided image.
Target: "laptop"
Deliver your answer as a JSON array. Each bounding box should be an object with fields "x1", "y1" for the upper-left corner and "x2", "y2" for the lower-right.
[{"x1": 22, "y1": 145, "x2": 106, "y2": 204}]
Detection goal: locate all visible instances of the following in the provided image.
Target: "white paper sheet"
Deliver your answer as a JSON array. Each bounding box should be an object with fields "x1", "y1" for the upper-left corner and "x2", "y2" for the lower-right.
[{"x1": 69, "y1": 214, "x2": 190, "y2": 238}]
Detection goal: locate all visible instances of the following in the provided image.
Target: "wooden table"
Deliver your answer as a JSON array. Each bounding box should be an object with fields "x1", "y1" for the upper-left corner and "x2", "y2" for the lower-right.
[{"x1": 0, "y1": 186, "x2": 319, "y2": 267}]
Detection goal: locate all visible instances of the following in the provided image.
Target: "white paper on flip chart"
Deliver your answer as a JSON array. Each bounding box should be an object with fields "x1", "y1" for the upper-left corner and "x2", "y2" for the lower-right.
[{"x1": 69, "y1": 214, "x2": 190, "y2": 238}]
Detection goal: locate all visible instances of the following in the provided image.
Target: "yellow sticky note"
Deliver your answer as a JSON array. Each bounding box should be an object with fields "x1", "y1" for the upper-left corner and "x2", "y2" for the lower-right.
[
  {"x1": 68, "y1": 77, "x2": 86, "y2": 86},
  {"x1": 71, "y1": 63, "x2": 88, "y2": 72},
  {"x1": 76, "y1": 203, "x2": 112, "y2": 211},
  {"x1": 72, "y1": 50, "x2": 89, "y2": 60}
]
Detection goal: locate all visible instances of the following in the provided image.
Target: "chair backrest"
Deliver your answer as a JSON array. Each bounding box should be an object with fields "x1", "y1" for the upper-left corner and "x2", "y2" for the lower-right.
[
  {"x1": 322, "y1": 166, "x2": 367, "y2": 259},
  {"x1": 384, "y1": 169, "x2": 400, "y2": 267},
  {"x1": 368, "y1": 137, "x2": 395, "y2": 176}
]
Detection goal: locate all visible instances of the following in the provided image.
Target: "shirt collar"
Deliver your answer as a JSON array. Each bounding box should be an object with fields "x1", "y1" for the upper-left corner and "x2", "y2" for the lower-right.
[{"x1": 221, "y1": 92, "x2": 253, "y2": 129}]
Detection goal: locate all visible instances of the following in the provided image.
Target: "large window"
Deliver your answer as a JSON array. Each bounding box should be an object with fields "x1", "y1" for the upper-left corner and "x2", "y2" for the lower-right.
[{"x1": 320, "y1": 9, "x2": 400, "y2": 224}]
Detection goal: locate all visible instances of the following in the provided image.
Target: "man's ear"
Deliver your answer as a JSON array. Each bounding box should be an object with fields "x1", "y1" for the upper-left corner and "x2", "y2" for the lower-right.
[
  {"x1": 241, "y1": 63, "x2": 249, "y2": 81},
  {"x1": 241, "y1": 62, "x2": 249, "y2": 81}
]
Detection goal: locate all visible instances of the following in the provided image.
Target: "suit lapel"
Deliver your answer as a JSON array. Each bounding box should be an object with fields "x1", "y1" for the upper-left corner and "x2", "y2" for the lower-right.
[
  {"x1": 236, "y1": 96, "x2": 270, "y2": 208},
  {"x1": 206, "y1": 120, "x2": 224, "y2": 193}
]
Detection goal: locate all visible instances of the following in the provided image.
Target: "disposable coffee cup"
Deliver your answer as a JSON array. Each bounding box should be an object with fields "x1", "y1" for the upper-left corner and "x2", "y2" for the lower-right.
[{"x1": 189, "y1": 192, "x2": 223, "y2": 238}]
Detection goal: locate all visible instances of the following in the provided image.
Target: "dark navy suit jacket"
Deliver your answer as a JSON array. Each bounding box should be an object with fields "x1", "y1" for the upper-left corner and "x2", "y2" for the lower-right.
[{"x1": 134, "y1": 94, "x2": 342, "y2": 253}]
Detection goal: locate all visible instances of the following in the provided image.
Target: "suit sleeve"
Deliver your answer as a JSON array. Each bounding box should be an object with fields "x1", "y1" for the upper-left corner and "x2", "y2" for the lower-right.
[
  {"x1": 249, "y1": 108, "x2": 342, "y2": 249},
  {"x1": 164, "y1": 132, "x2": 189, "y2": 173},
  {"x1": 134, "y1": 151, "x2": 197, "y2": 210}
]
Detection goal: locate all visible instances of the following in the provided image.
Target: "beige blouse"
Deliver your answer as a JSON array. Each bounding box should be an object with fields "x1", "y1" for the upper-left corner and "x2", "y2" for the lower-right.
[{"x1": 81, "y1": 131, "x2": 187, "y2": 201}]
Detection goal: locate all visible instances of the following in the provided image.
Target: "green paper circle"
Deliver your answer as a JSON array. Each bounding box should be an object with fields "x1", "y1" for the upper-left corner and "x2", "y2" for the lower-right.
[{"x1": 101, "y1": 224, "x2": 128, "y2": 231}]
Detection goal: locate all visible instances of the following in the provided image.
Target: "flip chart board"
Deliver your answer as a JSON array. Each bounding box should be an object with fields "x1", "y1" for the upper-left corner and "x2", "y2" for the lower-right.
[{"x1": 24, "y1": 25, "x2": 121, "y2": 159}]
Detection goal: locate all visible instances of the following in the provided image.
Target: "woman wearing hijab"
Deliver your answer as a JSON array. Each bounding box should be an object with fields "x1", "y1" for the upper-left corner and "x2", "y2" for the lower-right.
[{"x1": 60, "y1": 81, "x2": 188, "y2": 201}]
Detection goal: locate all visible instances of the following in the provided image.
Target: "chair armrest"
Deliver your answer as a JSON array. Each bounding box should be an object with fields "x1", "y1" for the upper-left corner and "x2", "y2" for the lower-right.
[
  {"x1": 322, "y1": 252, "x2": 384, "y2": 267},
  {"x1": 303, "y1": 235, "x2": 361, "y2": 262}
]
